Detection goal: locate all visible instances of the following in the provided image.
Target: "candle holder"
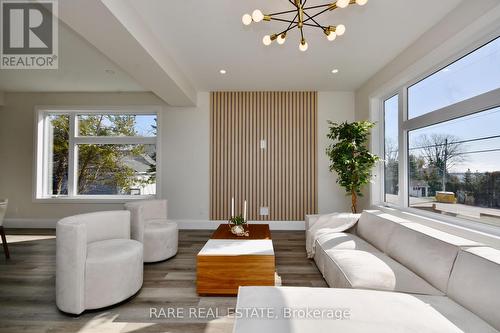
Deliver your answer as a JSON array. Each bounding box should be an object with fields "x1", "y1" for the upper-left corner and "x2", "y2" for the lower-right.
[{"x1": 228, "y1": 215, "x2": 249, "y2": 237}]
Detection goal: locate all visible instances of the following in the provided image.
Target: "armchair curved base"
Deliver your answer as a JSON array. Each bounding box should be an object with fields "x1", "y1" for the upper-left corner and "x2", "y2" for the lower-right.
[
  {"x1": 84, "y1": 239, "x2": 143, "y2": 311},
  {"x1": 143, "y1": 220, "x2": 178, "y2": 263}
]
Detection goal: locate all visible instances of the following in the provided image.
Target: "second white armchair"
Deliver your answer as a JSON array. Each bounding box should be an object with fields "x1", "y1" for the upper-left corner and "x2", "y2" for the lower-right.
[{"x1": 125, "y1": 199, "x2": 178, "y2": 263}]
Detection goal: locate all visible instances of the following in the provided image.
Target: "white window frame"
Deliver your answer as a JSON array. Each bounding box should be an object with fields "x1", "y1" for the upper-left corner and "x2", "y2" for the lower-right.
[
  {"x1": 381, "y1": 93, "x2": 401, "y2": 205},
  {"x1": 372, "y1": 34, "x2": 500, "y2": 235},
  {"x1": 34, "y1": 106, "x2": 162, "y2": 203}
]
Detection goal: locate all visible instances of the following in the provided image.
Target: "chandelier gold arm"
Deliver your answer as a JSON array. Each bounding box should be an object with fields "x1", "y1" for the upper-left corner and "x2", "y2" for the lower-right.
[
  {"x1": 328, "y1": 3, "x2": 337, "y2": 11},
  {"x1": 297, "y1": 3, "x2": 304, "y2": 28}
]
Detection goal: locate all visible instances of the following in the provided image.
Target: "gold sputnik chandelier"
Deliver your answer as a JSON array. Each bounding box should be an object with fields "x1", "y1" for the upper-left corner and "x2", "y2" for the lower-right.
[{"x1": 242, "y1": 0, "x2": 368, "y2": 51}]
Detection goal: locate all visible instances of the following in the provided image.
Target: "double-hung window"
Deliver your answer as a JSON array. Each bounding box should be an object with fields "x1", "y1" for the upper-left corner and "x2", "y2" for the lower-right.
[
  {"x1": 380, "y1": 36, "x2": 500, "y2": 228},
  {"x1": 35, "y1": 107, "x2": 159, "y2": 200}
]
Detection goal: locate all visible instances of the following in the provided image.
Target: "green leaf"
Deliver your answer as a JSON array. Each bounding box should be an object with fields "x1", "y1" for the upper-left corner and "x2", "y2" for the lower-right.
[{"x1": 325, "y1": 121, "x2": 380, "y2": 211}]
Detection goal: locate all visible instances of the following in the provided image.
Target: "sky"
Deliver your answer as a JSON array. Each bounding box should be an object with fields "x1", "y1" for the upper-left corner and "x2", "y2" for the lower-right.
[
  {"x1": 87, "y1": 114, "x2": 157, "y2": 137},
  {"x1": 385, "y1": 36, "x2": 500, "y2": 173},
  {"x1": 134, "y1": 115, "x2": 157, "y2": 136}
]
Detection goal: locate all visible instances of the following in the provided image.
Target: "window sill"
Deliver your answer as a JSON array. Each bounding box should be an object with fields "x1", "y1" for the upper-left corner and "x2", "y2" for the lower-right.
[
  {"x1": 374, "y1": 203, "x2": 500, "y2": 239},
  {"x1": 33, "y1": 195, "x2": 156, "y2": 204}
]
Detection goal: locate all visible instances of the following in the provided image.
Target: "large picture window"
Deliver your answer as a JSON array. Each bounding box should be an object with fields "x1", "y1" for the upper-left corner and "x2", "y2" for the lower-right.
[
  {"x1": 380, "y1": 36, "x2": 500, "y2": 228},
  {"x1": 408, "y1": 108, "x2": 500, "y2": 226},
  {"x1": 408, "y1": 36, "x2": 500, "y2": 119},
  {"x1": 36, "y1": 109, "x2": 158, "y2": 199}
]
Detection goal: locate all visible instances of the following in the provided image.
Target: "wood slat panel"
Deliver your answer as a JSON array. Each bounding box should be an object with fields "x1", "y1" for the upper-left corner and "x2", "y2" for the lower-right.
[{"x1": 210, "y1": 92, "x2": 317, "y2": 221}]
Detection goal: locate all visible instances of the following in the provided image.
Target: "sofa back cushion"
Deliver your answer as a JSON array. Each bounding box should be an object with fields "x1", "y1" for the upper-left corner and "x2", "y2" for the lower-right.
[
  {"x1": 61, "y1": 211, "x2": 131, "y2": 244},
  {"x1": 142, "y1": 199, "x2": 168, "y2": 221},
  {"x1": 447, "y1": 247, "x2": 500, "y2": 331},
  {"x1": 356, "y1": 210, "x2": 406, "y2": 252},
  {"x1": 386, "y1": 222, "x2": 480, "y2": 293}
]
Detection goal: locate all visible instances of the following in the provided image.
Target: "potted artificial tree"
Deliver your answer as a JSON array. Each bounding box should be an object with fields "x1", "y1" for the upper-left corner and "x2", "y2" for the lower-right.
[{"x1": 326, "y1": 121, "x2": 380, "y2": 213}]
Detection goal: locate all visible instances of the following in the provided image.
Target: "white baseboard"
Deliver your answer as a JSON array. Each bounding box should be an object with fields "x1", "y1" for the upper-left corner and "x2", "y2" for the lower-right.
[
  {"x1": 4, "y1": 218, "x2": 305, "y2": 230},
  {"x1": 4, "y1": 218, "x2": 57, "y2": 229}
]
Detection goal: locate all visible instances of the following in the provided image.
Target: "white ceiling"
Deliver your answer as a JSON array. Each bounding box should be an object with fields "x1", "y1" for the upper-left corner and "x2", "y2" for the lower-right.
[
  {"x1": 0, "y1": 0, "x2": 464, "y2": 93},
  {"x1": 125, "y1": 0, "x2": 463, "y2": 91},
  {"x1": 0, "y1": 21, "x2": 144, "y2": 92}
]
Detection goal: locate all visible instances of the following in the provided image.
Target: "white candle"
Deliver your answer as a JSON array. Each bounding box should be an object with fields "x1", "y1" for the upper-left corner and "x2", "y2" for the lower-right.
[
  {"x1": 243, "y1": 200, "x2": 247, "y2": 221},
  {"x1": 231, "y1": 197, "x2": 234, "y2": 218}
]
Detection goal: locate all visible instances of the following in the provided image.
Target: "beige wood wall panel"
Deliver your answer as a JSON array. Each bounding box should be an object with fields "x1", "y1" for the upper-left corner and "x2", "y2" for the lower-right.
[{"x1": 210, "y1": 92, "x2": 317, "y2": 221}]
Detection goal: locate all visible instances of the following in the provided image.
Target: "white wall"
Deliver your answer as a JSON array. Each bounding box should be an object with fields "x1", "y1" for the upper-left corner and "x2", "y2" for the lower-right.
[
  {"x1": 0, "y1": 91, "x2": 355, "y2": 228},
  {"x1": 0, "y1": 92, "x2": 164, "y2": 226},
  {"x1": 160, "y1": 92, "x2": 210, "y2": 221},
  {"x1": 354, "y1": 0, "x2": 500, "y2": 210},
  {"x1": 317, "y1": 92, "x2": 355, "y2": 214}
]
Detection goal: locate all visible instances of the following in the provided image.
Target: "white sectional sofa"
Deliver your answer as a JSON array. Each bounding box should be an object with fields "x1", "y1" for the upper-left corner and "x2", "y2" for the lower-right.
[{"x1": 233, "y1": 210, "x2": 500, "y2": 333}]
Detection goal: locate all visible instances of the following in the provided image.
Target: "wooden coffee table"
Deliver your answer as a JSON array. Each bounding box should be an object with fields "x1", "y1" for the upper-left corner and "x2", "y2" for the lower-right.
[
  {"x1": 196, "y1": 224, "x2": 275, "y2": 296},
  {"x1": 210, "y1": 223, "x2": 272, "y2": 239}
]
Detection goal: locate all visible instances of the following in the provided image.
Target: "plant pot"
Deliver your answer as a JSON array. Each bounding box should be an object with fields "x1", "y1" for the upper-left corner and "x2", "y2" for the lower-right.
[{"x1": 228, "y1": 223, "x2": 249, "y2": 237}]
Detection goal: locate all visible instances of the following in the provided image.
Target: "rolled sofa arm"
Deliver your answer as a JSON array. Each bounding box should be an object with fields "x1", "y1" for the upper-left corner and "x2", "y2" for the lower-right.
[
  {"x1": 305, "y1": 214, "x2": 321, "y2": 230},
  {"x1": 56, "y1": 218, "x2": 87, "y2": 314}
]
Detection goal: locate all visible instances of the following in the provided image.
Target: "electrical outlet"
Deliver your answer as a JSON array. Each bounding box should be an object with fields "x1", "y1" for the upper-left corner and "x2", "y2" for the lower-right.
[
  {"x1": 260, "y1": 139, "x2": 266, "y2": 149},
  {"x1": 260, "y1": 207, "x2": 269, "y2": 216}
]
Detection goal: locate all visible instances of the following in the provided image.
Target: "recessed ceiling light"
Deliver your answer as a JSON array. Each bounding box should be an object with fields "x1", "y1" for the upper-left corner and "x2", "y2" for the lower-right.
[
  {"x1": 331, "y1": 69, "x2": 339, "y2": 74},
  {"x1": 219, "y1": 69, "x2": 227, "y2": 74}
]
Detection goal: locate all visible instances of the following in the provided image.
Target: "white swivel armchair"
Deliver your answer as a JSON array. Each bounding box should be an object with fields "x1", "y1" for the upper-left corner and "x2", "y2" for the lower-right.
[
  {"x1": 125, "y1": 199, "x2": 178, "y2": 263},
  {"x1": 0, "y1": 199, "x2": 9, "y2": 259},
  {"x1": 56, "y1": 211, "x2": 143, "y2": 315}
]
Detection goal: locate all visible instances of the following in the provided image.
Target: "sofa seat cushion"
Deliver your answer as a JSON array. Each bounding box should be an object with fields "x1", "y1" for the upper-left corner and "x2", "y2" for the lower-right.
[
  {"x1": 234, "y1": 287, "x2": 498, "y2": 333},
  {"x1": 85, "y1": 239, "x2": 143, "y2": 309},
  {"x1": 323, "y1": 249, "x2": 443, "y2": 295},
  {"x1": 314, "y1": 233, "x2": 379, "y2": 275},
  {"x1": 143, "y1": 219, "x2": 178, "y2": 262}
]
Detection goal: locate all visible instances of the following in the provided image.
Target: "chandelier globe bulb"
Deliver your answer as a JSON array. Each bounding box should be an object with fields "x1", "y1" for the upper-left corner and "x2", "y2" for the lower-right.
[
  {"x1": 336, "y1": 24, "x2": 346, "y2": 36},
  {"x1": 299, "y1": 40, "x2": 308, "y2": 52},
  {"x1": 262, "y1": 35, "x2": 272, "y2": 46},
  {"x1": 336, "y1": 0, "x2": 349, "y2": 8},
  {"x1": 252, "y1": 9, "x2": 264, "y2": 22},
  {"x1": 277, "y1": 33, "x2": 286, "y2": 45},
  {"x1": 242, "y1": 14, "x2": 252, "y2": 25}
]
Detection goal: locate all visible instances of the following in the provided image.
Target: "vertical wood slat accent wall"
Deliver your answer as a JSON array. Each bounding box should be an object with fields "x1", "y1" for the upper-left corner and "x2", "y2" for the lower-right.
[{"x1": 210, "y1": 92, "x2": 317, "y2": 221}]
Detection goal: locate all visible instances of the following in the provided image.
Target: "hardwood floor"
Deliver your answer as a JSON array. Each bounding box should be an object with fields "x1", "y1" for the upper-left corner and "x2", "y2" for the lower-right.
[{"x1": 0, "y1": 229, "x2": 326, "y2": 333}]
